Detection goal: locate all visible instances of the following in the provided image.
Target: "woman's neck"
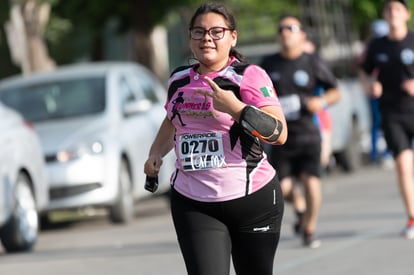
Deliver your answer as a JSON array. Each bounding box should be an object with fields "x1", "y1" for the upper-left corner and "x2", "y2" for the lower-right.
[{"x1": 197, "y1": 57, "x2": 230, "y2": 74}]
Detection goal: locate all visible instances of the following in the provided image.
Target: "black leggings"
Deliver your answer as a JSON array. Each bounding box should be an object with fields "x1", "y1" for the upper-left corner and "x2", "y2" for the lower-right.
[{"x1": 170, "y1": 177, "x2": 284, "y2": 275}]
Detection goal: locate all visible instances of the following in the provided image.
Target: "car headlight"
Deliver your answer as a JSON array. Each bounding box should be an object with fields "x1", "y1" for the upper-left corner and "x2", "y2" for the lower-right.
[{"x1": 56, "y1": 141, "x2": 104, "y2": 162}]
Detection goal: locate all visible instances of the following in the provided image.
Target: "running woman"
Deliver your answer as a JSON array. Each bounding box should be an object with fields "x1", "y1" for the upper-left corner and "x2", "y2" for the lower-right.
[{"x1": 144, "y1": 2, "x2": 287, "y2": 274}]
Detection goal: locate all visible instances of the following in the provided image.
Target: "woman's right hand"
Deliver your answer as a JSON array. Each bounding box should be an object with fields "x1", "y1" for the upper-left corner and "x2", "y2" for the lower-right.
[
  {"x1": 144, "y1": 116, "x2": 175, "y2": 177},
  {"x1": 144, "y1": 154, "x2": 163, "y2": 177}
]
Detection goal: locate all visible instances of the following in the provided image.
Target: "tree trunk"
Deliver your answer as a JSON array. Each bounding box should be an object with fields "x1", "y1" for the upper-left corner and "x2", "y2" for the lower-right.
[
  {"x1": 128, "y1": 0, "x2": 168, "y2": 81},
  {"x1": 4, "y1": 0, "x2": 55, "y2": 75},
  {"x1": 131, "y1": 27, "x2": 169, "y2": 81},
  {"x1": 133, "y1": 30, "x2": 153, "y2": 70},
  {"x1": 151, "y1": 26, "x2": 169, "y2": 82}
]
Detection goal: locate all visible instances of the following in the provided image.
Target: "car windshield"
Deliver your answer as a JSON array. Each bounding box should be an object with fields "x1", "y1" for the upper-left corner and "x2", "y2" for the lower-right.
[{"x1": 0, "y1": 77, "x2": 105, "y2": 122}]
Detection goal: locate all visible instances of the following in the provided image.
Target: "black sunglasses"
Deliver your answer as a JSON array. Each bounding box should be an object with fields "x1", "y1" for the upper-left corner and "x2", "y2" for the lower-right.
[{"x1": 278, "y1": 25, "x2": 302, "y2": 34}]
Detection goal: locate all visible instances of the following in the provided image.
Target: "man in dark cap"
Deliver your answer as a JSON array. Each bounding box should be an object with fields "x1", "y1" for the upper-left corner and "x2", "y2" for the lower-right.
[{"x1": 359, "y1": 0, "x2": 414, "y2": 239}]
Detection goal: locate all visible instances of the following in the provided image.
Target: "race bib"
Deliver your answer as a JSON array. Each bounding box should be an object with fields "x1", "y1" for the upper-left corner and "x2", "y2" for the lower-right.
[
  {"x1": 279, "y1": 94, "x2": 301, "y2": 121},
  {"x1": 178, "y1": 132, "x2": 226, "y2": 171}
]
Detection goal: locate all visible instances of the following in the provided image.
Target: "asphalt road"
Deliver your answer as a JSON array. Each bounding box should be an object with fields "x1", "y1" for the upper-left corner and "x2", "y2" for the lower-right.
[{"x1": 0, "y1": 165, "x2": 413, "y2": 275}]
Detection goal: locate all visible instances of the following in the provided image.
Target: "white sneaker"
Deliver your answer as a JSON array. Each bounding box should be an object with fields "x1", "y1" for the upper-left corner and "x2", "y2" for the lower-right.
[
  {"x1": 401, "y1": 226, "x2": 414, "y2": 240},
  {"x1": 302, "y1": 231, "x2": 322, "y2": 248}
]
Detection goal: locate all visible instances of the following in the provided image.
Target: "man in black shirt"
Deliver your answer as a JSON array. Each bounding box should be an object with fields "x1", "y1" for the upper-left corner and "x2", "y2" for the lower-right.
[
  {"x1": 261, "y1": 15, "x2": 340, "y2": 248},
  {"x1": 359, "y1": 0, "x2": 414, "y2": 239}
]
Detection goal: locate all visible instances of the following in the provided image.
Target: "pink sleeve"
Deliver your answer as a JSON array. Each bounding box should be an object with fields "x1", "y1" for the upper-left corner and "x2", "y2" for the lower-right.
[{"x1": 240, "y1": 65, "x2": 281, "y2": 108}]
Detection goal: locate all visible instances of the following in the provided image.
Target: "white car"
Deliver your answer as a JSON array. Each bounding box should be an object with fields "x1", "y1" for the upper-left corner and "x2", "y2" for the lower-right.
[
  {"x1": 0, "y1": 103, "x2": 48, "y2": 252},
  {"x1": 0, "y1": 62, "x2": 175, "y2": 224},
  {"x1": 329, "y1": 79, "x2": 371, "y2": 172}
]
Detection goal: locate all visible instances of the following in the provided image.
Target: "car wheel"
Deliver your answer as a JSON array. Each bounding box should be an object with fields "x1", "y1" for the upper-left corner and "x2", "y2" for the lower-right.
[
  {"x1": 39, "y1": 213, "x2": 55, "y2": 230},
  {"x1": 0, "y1": 173, "x2": 39, "y2": 252},
  {"x1": 109, "y1": 160, "x2": 134, "y2": 224},
  {"x1": 334, "y1": 122, "x2": 362, "y2": 173}
]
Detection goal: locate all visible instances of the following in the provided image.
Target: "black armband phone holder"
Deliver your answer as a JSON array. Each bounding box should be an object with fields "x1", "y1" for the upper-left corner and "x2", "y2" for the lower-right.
[{"x1": 239, "y1": 105, "x2": 283, "y2": 143}]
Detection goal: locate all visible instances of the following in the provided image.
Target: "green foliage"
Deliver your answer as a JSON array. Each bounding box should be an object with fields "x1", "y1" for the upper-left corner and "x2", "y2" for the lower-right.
[
  {"x1": 350, "y1": 0, "x2": 383, "y2": 38},
  {"x1": 167, "y1": 0, "x2": 299, "y2": 44},
  {"x1": 47, "y1": 0, "x2": 205, "y2": 61},
  {"x1": 350, "y1": 0, "x2": 414, "y2": 38},
  {"x1": 0, "y1": 1, "x2": 10, "y2": 23},
  {"x1": 225, "y1": 0, "x2": 299, "y2": 43},
  {"x1": 45, "y1": 15, "x2": 71, "y2": 44},
  {"x1": 53, "y1": 0, "x2": 203, "y2": 33},
  {"x1": 3, "y1": 0, "x2": 414, "y2": 78}
]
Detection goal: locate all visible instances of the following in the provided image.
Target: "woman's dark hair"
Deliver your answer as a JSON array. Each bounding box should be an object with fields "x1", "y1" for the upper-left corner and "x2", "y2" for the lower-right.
[{"x1": 189, "y1": 2, "x2": 246, "y2": 62}]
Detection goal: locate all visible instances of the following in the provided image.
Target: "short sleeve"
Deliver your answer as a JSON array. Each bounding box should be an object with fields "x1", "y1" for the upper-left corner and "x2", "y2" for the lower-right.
[
  {"x1": 312, "y1": 54, "x2": 338, "y2": 90},
  {"x1": 359, "y1": 39, "x2": 376, "y2": 75},
  {"x1": 239, "y1": 65, "x2": 281, "y2": 108}
]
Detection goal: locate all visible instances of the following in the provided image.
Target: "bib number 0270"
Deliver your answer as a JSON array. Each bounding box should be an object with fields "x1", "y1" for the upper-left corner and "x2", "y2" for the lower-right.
[
  {"x1": 178, "y1": 132, "x2": 226, "y2": 171},
  {"x1": 181, "y1": 139, "x2": 219, "y2": 155}
]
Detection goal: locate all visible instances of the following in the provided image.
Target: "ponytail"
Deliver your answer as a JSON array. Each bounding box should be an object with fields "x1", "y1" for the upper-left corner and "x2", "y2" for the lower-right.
[{"x1": 230, "y1": 48, "x2": 247, "y2": 63}]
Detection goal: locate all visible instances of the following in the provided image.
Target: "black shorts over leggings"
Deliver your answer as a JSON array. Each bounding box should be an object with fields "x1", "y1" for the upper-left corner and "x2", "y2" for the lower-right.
[{"x1": 170, "y1": 177, "x2": 284, "y2": 275}]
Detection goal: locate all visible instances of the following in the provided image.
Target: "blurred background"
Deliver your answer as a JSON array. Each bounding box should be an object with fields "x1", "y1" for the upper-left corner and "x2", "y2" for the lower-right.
[
  {"x1": 0, "y1": 0, "x2": 411, "y2": 256},
  {"x1": 0, "y1": 0, "x2": 412, "y2": 82}
]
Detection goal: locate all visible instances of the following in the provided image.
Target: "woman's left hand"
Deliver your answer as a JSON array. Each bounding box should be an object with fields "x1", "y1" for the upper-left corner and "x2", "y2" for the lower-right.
[{"x1": 196, "y1": 76, "x2": 246, "y2": 119}]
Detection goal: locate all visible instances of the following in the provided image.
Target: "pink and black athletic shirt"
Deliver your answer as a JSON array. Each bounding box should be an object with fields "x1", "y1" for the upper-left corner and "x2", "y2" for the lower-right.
[{"x1": 165, "y1": 57, "x2": 281, "y2": 202}]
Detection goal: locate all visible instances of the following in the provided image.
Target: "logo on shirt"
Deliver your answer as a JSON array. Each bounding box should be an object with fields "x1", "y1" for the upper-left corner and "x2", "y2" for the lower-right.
[
  {"x1": 171, "y1": 91, "x2": 187, "y2": 127},
  {"x1": 294, "y1": 70, "x2": 309, "y2": 87},
  {"x1": 260, "y1": 86, "x2": 274, "y2": 97},
  {"x1": 376, "y1": 53, "x2": 389, "y2": 63},
  {"x1": 401, "y1": 48, "x2": 414, "y2": 65}
]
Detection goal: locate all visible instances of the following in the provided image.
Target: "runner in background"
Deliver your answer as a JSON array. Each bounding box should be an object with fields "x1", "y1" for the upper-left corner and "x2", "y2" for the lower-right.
[
  {"x1": 358, "y1": 19, "x2": 394, "y2": 169},
  {"x1": 303, "y1": 40, "x2": 334, "y2": 173},
  {"x1": 261, "y1": 15, "x2": 341, "y2": 248},
  {"x1": 359, "y1": 0, "x2": 414, "y2": 239}
]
